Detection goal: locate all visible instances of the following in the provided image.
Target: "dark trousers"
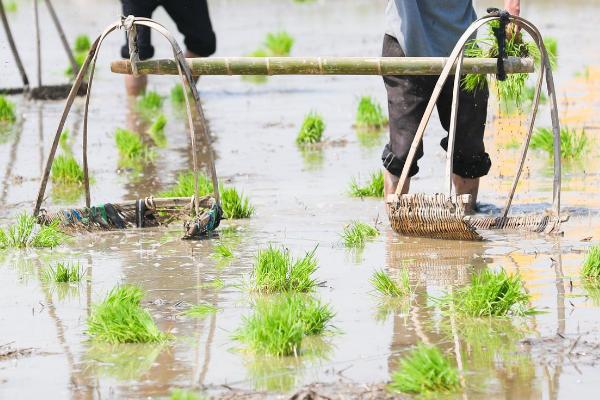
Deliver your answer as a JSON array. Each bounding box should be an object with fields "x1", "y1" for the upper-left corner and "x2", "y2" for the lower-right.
[{"x1": 381, "y1": 34, "x2": 491, "y2": 179}]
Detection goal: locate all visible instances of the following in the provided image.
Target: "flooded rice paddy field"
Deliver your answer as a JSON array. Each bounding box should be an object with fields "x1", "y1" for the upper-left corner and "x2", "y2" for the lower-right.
[{"x1": 2, "y1": 0, "x2": 600, "y2": 398}]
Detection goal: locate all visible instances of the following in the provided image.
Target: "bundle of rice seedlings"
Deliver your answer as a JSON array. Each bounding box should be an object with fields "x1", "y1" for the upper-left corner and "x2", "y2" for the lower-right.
[
  {"x1": 114, "y1": 128, "x2": 154, "y2": 164},
  {"x1": 296, "y1": 112, "x2": 325, "y2": 145},
  {"x1": 0, "y1": 96, "x2": 16, "y2": 124},
  {"x1": 41, "y1": 262, "x2": 84, "y2": 283},
  {"x1": 349, "y1": 170, "x2": 384, "y2": 198},
  {"x1": 252, "y1": 245, "x2": 318, "y2": 293},
  {"x1": 137, "y1": 91, "x2": 164, "y2": 114},
  {"x1": 388, "y1": 344, "x2": 461, "y2": 395},
  {"x1": 87, "y1": 285, "x2": 170, "y2": 343},
  {"x1": 264, "y1": 31, "x2": 294, "y2": 56},
  {"x1": 182, "y1": 303, "x2": 218, "y2": 319},
  {"x1": 51, "y1": 154, "x2": 85, "y2": 185},
  {"x1": 370, "y1": 268, "x2": 411, "y2": 297},
  {"x1": 233, "y1": 294, "x2": 333, "y2": 356},
  {"x1": 73, "y1": 34, "x2": 91, "y2": 53},
  {"x1": 64, "y1": 52, "x2": 87, "y2": 76},
  {"x1": 442, "y1": 269, "x2": 532, "y2": 317},
  {"x1": 147, "y1": 114, "x2": 168, "y2": 147},
  {"x1": 355, "y1": 96, "x2": 388, "y2": 129},
  {"x1": 341, "y1": 221, "x2": 379, "y2": 248},
  {"x1": 530, "y1": 127, "x2": 588, "y2": 160},
  {"x1": 160, "y1": 172, "x2": 254, "y2": 219},
  {"x1": 0, "y1": 213, "x2": 66, "y2": 249},
  {"x1": 170, "y1": 84, "x2": 185, "y2": 104},
  {"x1": 582, "y1": 245, "x2": 600, "y2": 282}
]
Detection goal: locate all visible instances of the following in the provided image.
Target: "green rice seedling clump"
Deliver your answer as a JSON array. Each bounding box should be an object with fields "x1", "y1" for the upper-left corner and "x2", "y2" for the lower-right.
[
  {"x1": 64, "y1": 52, "x2": 87, "y2": 76},
  {"x1": 115, "y1": 128, "x2": 154, "y2": 162},
  {"x1": 51, "y1": 154, "x2": 85, "y2": 185},
  {"x1": 182, "y1": 303, "x2": 218, "y2": 319},
  {"x1": 160, "y1": 172, "x2": 213, "y2": 198},
  {"x1": 212, "y1": 242, "x2": 234, "y2": 259},
  {"x1": 233, "y1": 294, "x2": 333, "y2": 356},
  {"x1": 74, "y1": 34, "x2": 91, "y2": 53},
  {"x1": 582, "y1": 245, "x2": 600, "y2": 282},
  {"x1": 349, "y1": 170, "x2": 384, "y2": 198},
  {"x1": 170, "y1": 389, "x2": 204, "y2": 400},
  {"x1": 41, "y1": 262, "x2": 84, "y2": 283},
  {"x1": 370, "y1": 268, "x2": 410, "y2": 297},
  {"x1": 170, "y1": 83, "x2": 185, "y2": 104},
  {"x1": 444, "y1": 269, "x2": 532, "y2": 317},
  {"x1": 530, "y1": 127, "x2": 588, "y2": 160},
  {"x1": 388, "y1": 343, "x2": 461, "y2": 395},
  {"x1": 221, "y1": 187, "x2": 254, "y2": 219},
  {"x1": 0, "y1": 213, "x2": 66, "y2": 249},
  {"x1": 148, "y1": 114, "x2": 168, "y2": 147},
  {"x1": 296, "y1": 112, "x2": 325, "y2": 145},
  {"x1": 137, "y1": 91, "x2": 164, "y2": 113},
  {"x1": 252, "y1": 245, "x2": 317, "y2": 293},
  {"x1": 355, "y1": 96, "x2": 388, "y2": 129},
  {"x1": 0, "y1": 96, "x2": 17, "y2": 124},
  {"x1": 87, "y1": 285, "x2": 169, "y2": 344},
  {"x1": 341, "y1": 221, "x2": 379, "y2": 248},
  {"x1": 4, "y1": 1, "x2": 17, "y2": 12},
  {"x1": 264, "y1": 31, "x2": 294, "y2": 56}
]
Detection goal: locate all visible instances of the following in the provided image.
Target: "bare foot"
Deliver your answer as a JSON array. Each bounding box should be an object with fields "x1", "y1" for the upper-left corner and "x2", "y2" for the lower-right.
[
  {"x1": 384, "y1": 169, "x2": 410, "y2": 216},
  {"x1": 452, "y1": 174, "x2": 479, "y2": 214}
]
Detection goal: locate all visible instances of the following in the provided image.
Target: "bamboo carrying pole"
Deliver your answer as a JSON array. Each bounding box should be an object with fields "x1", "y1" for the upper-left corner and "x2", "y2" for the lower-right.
[{"x1": 110, "y1": 56, "x2": 534, "y2": 76}]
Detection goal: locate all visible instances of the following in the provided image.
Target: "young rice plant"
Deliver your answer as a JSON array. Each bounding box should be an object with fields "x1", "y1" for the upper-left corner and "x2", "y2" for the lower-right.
[
  {"x1": 182, "y1": 303, "x2": 218, "y2": 319},
  {"x1": 264, "y1": 31, "x2": 294, "y2": 56},
  {"x1": 212, "y1": 242, "x2": 234, "y2": 259},
  {"x1": 370, "y1": 268, "x2": 411, "y2": 298},
  {"x1": 147, "y1": 114, "x2": 168, "y2": 147},
  {"x1": 115, "y1": 128, "x2": 154, "y2": 164},
  {"x1": 388, "y1": 344, "x2": 461, "y2": 395},
  {"x1": 341, "y1": 221, "x2": 379, "y2": 248},
  {"x1": 41, "y1": 262, "x2": 84, "y2": 283},
  {"x1": 87, "y1": 285, "x2": 170, "y2": 343},
  {"x1": 73, "y1": 34, "x2": 92, "y2": 53},
  {"x1": 252, "y1": 245, "x2": 318, "y2": 293},
  {"x1": 349, "y1": 170, "x2": 384, "y2": 198},
  {"x1": 0, "y1": 96, "x2": 17, "y2": 124},
  {"x1": 296, "y1": 112, "x2": 325, "y2": 145},
  {"x1": 530, "y1": 127, "x2": 588, "y2": 160},
  {"x1": 355, "y1": 96, "x2": 388, "y2": 129},
  {"x1": 0, "y1": 213, "x2": 66, "y2": 249},
  {"x1": 582, "y1": 245, "x2": 600, "y2": 282},
  {"x1": 170, "y1": 83, "x2": 185, "y2": 104},
  {"x1": 137, "y1": 91, "x2": 164, "y2": 114},
  {"x1": 51, "y1": 154, "x2": 85, "y2": 185}
]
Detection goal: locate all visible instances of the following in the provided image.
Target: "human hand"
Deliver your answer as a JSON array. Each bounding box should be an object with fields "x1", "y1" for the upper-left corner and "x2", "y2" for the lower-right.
[{"x1": 504, "y1": 0, "x2": 521, "y2": 37}]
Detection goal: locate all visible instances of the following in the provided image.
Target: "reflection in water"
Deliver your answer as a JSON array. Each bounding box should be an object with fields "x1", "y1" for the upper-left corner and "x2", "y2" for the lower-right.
[
  {"x1": 84, "y1": 342, "x2": 167, "y2": 381},
  {"x1": 299, "y1": 146, "x2": 325, "y2": 171}
]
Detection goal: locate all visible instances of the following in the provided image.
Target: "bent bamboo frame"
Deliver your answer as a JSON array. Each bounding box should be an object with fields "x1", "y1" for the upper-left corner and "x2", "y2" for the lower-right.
[{"x1": 110, "y1": 56, "x2": 534, "y2": 76}]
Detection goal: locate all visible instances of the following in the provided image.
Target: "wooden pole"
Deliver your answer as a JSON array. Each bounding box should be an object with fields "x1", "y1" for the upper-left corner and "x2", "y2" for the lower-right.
[{"x1": 110, "y1": 56, "x2": 534, "y2": 76}]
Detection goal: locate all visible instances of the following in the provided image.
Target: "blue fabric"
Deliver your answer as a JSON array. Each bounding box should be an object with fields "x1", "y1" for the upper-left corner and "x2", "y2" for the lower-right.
[{"x1": 386, "y1": 0, "x2": 478, "y2": 57}]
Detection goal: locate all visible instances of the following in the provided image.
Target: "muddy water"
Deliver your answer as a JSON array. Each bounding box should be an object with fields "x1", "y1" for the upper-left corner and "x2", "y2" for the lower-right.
[{"x1": 2, "y1": 0, "x2": 600, "y2": 398}]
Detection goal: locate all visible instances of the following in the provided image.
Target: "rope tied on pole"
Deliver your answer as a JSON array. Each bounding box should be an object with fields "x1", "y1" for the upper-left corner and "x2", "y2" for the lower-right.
[{"x1": 487, "y1": 7, "x2": 511, "y2": 81}]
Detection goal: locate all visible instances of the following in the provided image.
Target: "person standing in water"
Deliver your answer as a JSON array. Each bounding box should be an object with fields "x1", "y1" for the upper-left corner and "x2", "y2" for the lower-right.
[
  {"x1": 120, "y1": 0, "x2": 217, "y2": 96},
  {"x1": 381, "y1": 0, "x2": 521, "y2": 212}
]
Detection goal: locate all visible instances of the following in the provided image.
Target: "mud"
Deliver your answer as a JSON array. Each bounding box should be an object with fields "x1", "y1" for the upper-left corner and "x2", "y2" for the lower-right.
[{"x1": 1, "y1": 0, "x2": 600, "y2": 399}]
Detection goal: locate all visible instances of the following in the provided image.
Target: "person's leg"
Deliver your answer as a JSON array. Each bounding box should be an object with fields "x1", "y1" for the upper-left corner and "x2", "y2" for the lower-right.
[
  {"x1": 120, "y1": 0, "x2": 159, "y2": 96},
  {"x1": 161, "y1": 0, "x2": 217, "y2": 58},
  {"x1": 436, "y1": 74, "x2": 491, "y2": 211},
  {"x1": 381, "y1": 34, "x2": 435, "y2": 205}
]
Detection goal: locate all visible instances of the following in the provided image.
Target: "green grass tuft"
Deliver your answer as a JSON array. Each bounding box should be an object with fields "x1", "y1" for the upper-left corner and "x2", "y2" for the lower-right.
[
  {"x1": 233, "y1": 294, "x2": 333, "y2": 356},
  {"x1": 137, "y1": 91, "x2": 164, "y2": 114},
  {"x1": 442, "y1": 269, "x2": 532, "y2": 317},
  {"x1": 530, "y1": 127, "x2": 588, "y2": 160},
  {"x1": 355, "y1": 96, "x2": 388, "y2": 129},
  {"x1": 0, "y1": 213, "x2": 66, "y2": 249},
  {"x1": 212, "y1": 242, "x2": 234, "y2": 259},
  {"x1": 0, "y1": 96, "x2": 17, "y2": 124},
  {"x1": 170, "y1": 84, "x2": 185, "y2": 104},
  {"x1": 296, "y1": 112, "x2": 325, "y2": 145},
  {"x1": 87, "y1": 285, "x2": 170, "y2": 344},
  {"x1": 370, "y1": 269, "x2": 410, "y2": 297},
  {"x1": 389, "y1": 344, "x2": 461, "y2": 395},
  {"x1": 147, "y1": 114, "x2": 168, "y2": 147},
  {"x1": 41, "y1": 262, "x2": 84, "y2": 283},
  {"x1": 115, "y1": 128, "x2": 154, "y2": 166},
  {"x1": 221, "y1": 187, "x2": 255, "y2": 219},
  {"x1": 582, "y1": 245, "x2": 600, "y2": 282},
  {"x1": 51, "y1": 154, "x2": 85, "y2": 185},
  {"x1": 73, "y1": 34, "x2": 91, "y2": 53},
  {"x1": 341, "y1": 221, "x2": 379, "y2": 248},
  {"x1": 264, "y1": 31, "x2": 294, "y2": 56},
  {"x1": 182, "y1": 303, "x2": 218, "y2": 319},
  {"x1": 64, "y1": 52, "x2": 86, "y2": 76},
  {"x1": 252, "y1": 245, "x2": 318, "y2": 293},
  {"x1": 349, "y1": 170, "x2": 384, "y2": 198}
]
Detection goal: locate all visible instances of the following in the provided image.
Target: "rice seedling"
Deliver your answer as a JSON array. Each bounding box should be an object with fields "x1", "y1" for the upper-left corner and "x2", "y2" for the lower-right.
[
  {"x1": 212, "y1": 242, "x2": 234, "y2": 259},
  {"x1": 0, "y1": 96, "x2": 17, "y2": 124},
  {"x1": 233, "y1": 294, "x2": 333, "y2": 356},
  {"x1": 147, "y1": 114, "x2": 168, "y2": 147},
  {"x1": 581, "y1": 245, "x2": 600, "y2": 282},
  {"x1": 170, "y1": 83, "x2": 185, "y2": 104},
  {"x1": 252, "y1": 245, "x2": 318, "y2": 293},
  {"x1": 349, "y1": 170, "x2": 384, "y2": 198},
  {"x1": 441, "y1": 269, "x2": 532, "y2": 317},
  {"x1": 137, "y1": 90, "x2": 164, "y2": 114},
  {"x1": 341, "y1": 221, "x2": 379, "y2": 248},
  {"x1": 160, "y1": 171, "x2": 213, "y2": 198},
  {"x1": 370, "y1": 268, "x2": 410, "y2": 297},
  {"x1": 58, "y1": 129, "x2": 73, "y2": 153},
  {"x1": 64, "y1": 52, "x2": 86, "y2": 76},
  {"x1": 73, "y1": 34, "x2": 91, "y2": 53},
  {"x1": 41, "y1": 262, "x2": 84, "y2": 283},
  {"x1": 4, "y1": 1, "x2": 17, "y2": 13},
  {"x1": 388, "y1": 343, "x2": 461, "y2": 395},
  {"x1": 199, "y1": 278, "x2": 225, "y2": 289},
  {"x1": 87, "y1": 285, "x2": 170, "y2": 344},
  {"x1": 51, "y1": 154, "x2": 85, "y2": 185},
  {"x1": 264, "y1": 31, "x2": 294, "y2": 56},
  {"x1": 221, "y1": 187, "x2": 254, "y2": 219},
  {"x1": 170, "y1": 389, "x2": 204, "y2": 400},
  {"x1": 355, "y1": 96, "x2": 388, "y2": 129},
  {"x1": 0, "y1": 213, "x2": 66, "y2": 249},
  {"x1": 182, "y1": 303, "x2": 218, "y2": 319},
  {"x1": 296, "y1": 112, "x2": 325, "y2": 145},
  {"x1": 530, "y1": 127, "x2": 588, "y2": 160},
  {"x1": 114, "y1": 128, "x2": 154, "y2": 163}
]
